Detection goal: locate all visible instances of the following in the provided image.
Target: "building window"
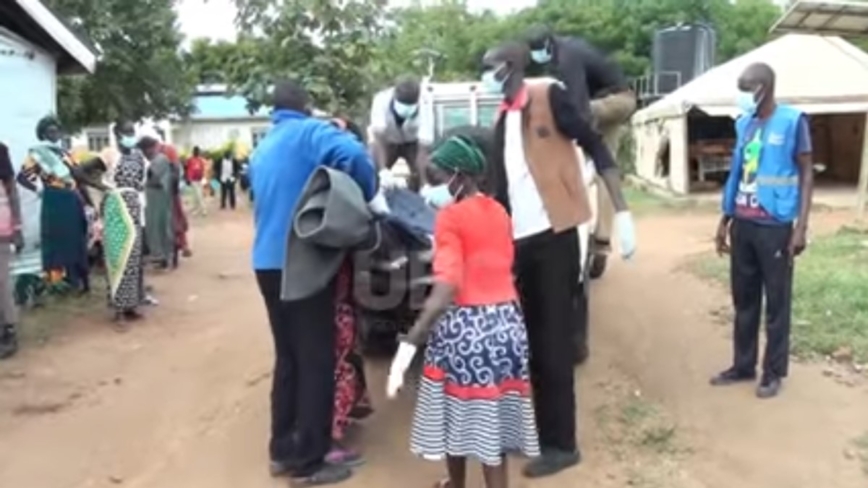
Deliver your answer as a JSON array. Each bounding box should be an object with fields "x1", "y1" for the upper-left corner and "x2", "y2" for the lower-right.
[
  {"x1": 252, "y1": 128, "x2": 268, "y2": 147},
  {"x1": 61, "y1": 137, "x2": 72, "y2": 151},
  {"x1": 86, "y1": 132, "x2": 110, "y2": 152}
]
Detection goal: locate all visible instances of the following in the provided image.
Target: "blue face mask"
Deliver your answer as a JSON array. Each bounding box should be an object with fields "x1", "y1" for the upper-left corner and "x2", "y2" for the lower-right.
[
  {"x1": 392, "y1": 101, "x2": 418, "y2": 119},
  {"x1": 119, "y1": 135, "x2": 138, "y2": 149},
  {"x1": 530, "y1": 49, "x2": 551, "y2": 64},
  {"x1": 736, "y1": 89, "x2": 759, "y2": 114},
  {"x1": 481, "y1": 67, "x2": 508, "y2": 95}
]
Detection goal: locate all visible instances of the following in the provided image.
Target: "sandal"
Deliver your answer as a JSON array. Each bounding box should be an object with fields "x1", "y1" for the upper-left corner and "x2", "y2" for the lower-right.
[
  {"x1": 289, "y1": 464, "x2": 352, "y2": 486},
  {"x1": 325, "y1": 447, "x2": 365, "y2": 468}
]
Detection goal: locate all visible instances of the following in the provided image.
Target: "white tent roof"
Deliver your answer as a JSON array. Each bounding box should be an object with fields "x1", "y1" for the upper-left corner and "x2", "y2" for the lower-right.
[{"x1": 633, "y1": 34, "x2": 868, "y2": 123}]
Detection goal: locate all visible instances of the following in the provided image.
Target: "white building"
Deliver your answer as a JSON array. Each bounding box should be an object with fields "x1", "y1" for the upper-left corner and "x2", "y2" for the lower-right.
[
  {"x1": 169, "y1": 84, "x2": 271, "y2": 152},
  {"x1": 0, "y1": 0, "x2": 97, "y2": 276}
]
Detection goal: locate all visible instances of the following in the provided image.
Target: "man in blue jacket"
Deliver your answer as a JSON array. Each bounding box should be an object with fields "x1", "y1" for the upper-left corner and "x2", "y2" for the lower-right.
[
  {"x1": 712, "y1": 63, "x2": 814, "y2": 399},
  {"x1": 249, "y1": 79, "x2": 376, "y2": 485}
]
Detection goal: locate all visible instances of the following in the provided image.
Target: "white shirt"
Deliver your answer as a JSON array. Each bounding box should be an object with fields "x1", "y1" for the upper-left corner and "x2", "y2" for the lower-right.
[
  {"x1": 504, "y1": 110, "x2": 550, "y2": 239},
  {"x1": 220, "y1": 158, "x2": 233, "y2": 183},
  {"x1": 369, "y1": 88, "x2": 424, "y2": 145}
]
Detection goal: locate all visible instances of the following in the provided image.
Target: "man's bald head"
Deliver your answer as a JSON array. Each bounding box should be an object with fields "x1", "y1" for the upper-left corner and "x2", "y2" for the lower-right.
[
  {"x1": 273, "y1": 79, "x2": 311, "y2": 112},
  {"x1": 737, "y1": 62, "x2": 776, "y2": 112},
  {"x1": 525, "y1": 24, "x2": 554, "y2": 51},
  {"x1": 738, "y1": 63, "x2": 776, "y2": 92},
  {"x1": 482, "y1": 41, "x2": 530, "y2": 72},
  {"x1": 393, "y1": 76, "x2": 420, "y2": 105}
]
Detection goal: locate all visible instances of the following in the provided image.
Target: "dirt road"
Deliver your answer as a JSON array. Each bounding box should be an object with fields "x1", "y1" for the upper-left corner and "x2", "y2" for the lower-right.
[{"x1": 0, "y1": 210, "x2": 865, "y2": 488}]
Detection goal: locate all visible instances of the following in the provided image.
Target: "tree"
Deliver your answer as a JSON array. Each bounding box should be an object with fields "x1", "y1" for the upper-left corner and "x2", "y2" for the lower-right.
[
  {"x1": 46, "y1": 0, "x2": 196, "y2": 131},
  {"x1": 370, "y1": 0, "x2": 783, "y2": 82},
  {"x1": 227, "y1": 0, "x2": 390, "y2": 116}
]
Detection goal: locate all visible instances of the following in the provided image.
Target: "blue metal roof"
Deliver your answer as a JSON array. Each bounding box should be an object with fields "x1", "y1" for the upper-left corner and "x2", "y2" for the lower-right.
[{"x1": 190, "y1": 92, "x2": 270, "y2": 120}]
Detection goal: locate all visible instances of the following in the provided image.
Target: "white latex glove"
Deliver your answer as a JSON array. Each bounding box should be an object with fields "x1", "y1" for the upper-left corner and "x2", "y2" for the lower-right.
[
  {"x1": 368, "y1": 190, "x2": 391, "y2": 215},
  {"x1": 615, "y1": 211, "x2": 636, "y2": 260},
  {"x1": 379, "y1": 168, "x2": 407, "y2": 190},
  {"x1": 386, "y1": 342, "x2": 418, "y2": 399}
]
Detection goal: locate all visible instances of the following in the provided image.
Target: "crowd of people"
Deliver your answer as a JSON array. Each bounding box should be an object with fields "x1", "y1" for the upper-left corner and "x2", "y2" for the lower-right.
[
  {"x1": 0, "y1": 21, "x2": 814, "y2": 488},
  {"x1": 0, "y1": 117, "x2": 249, "y2": 358},
  {"x1": 248, "y1": 23, "x2": 813, "y2": 488}
]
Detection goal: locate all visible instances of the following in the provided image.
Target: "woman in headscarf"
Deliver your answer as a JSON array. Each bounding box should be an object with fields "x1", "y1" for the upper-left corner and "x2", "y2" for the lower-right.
[
  {"x1": 91, "y1": 120, "x2": 148, "y2": 323},
  {"x1": 138, "y1": 137, "x2": 175, "y2": 270},
  {"x1": 17, "y1": 115, "x2": 101, "y2": 293},
  {"x1": 325, "y1": 115, "x2": 374, "y2": 466},
  {"x1": 386, "y1": 127, "x2": 539, "y2": 488}
]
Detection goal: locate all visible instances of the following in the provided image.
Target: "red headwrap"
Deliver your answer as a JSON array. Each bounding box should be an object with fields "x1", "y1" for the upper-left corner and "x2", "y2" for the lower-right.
[{"x1": 161, "y1": 144, "x2": 179, "y2": 164}]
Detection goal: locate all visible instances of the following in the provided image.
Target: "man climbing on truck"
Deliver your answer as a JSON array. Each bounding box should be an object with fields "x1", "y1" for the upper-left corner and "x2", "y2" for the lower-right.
[{"x1": 369, "y1": 76, "x2": 429, "y2": 191}]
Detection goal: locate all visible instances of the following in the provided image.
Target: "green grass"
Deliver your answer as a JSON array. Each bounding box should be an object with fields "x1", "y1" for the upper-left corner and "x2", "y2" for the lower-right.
[
  {"x1": 687, "y1": 226, "x2": 868, "y2": 362},
  {"x1": 18, "y1": 279, "x2": 106, "y2": 346},
  {"x1": 624, "y1": 186, "x2": 717, "y2": 216}
]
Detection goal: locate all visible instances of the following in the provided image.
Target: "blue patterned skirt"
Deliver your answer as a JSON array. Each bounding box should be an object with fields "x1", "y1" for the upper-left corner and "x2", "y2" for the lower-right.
[{"x1": 409, "y1": 301, "x2": 540, "y2": 466}]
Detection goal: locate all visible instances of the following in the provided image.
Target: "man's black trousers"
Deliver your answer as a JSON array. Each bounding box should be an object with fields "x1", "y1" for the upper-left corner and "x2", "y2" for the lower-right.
[
  {"x1": 729, "y1": 218, "x2": 794, "y2": 380},
  {"x1": 514, "y1": 228, "x2": 582, "y2": 453},
  {"x1": 256, "y1": 270, "x2": 336, "y2": 477},
  {"x1": 220, "y1": 181, "x2": 236, "y2": 209}
]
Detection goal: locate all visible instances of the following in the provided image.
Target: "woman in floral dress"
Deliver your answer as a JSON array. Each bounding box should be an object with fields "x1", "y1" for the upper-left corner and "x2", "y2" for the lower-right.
[
  {"x1": 98, "y1": 120, "x2": 147, "y2": 324},
  {"x1": 327, "y1": 116, "x2": 373, "y2": 466}
]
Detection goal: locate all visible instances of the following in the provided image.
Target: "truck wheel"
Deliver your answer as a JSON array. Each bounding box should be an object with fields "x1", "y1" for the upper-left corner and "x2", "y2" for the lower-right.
[{"x1": 589, "y1": 253, "x2": 608, "y2": 279}]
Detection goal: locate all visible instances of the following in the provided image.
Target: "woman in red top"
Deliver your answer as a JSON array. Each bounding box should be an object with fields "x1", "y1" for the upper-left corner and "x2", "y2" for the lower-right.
[{"x1": 387, "y1": 129, "x2": 539, "y2": 488}]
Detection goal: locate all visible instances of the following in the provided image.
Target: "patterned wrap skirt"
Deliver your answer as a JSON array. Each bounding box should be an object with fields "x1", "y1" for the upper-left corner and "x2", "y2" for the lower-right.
[{"x1": 410, "y1": 301, "x2": 540, "y2": 466}]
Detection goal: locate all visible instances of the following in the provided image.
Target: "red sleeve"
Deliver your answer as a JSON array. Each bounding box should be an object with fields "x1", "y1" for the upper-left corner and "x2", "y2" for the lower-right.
[{"x1": 433, "y1": 208, "x2": 463, "y2": 287}]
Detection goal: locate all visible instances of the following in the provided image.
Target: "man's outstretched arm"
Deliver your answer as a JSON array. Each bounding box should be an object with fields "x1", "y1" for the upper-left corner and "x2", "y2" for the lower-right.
[{"x1": 549, "y1": 83, "x2": 628, "y2": 212}]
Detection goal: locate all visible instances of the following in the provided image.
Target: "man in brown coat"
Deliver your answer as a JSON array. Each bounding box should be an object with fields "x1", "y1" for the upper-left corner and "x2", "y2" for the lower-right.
[{"x1": 481, "y1": 41, "x2": 636, "y2": 479}]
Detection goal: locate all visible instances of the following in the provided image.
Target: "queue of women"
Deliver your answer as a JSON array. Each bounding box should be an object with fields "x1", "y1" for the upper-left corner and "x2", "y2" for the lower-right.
[{"x1": 0, "y1": 116, "x2": 200, "y2": 360}]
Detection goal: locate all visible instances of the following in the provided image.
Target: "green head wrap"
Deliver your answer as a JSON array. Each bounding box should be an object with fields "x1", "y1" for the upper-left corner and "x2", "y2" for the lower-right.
[{"x1": 430, "y1": 135, "x2": 487, "y2": 176}]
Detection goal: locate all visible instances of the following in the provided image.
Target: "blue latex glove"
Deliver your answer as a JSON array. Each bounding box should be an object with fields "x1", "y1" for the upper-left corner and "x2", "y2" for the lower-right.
[{"x1": 615, "y1": 211, "x2": 636, "y2": 259}]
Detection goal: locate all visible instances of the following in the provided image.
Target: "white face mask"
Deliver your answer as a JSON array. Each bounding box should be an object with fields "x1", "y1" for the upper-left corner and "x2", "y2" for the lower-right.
[
  {"x1": 530, "y1": 48, "x2": 552, "y2": 64},
  {"x1": 422, "y1": 174, "x2": 463, "y2": 208},
  {"x1": 736, "y1": 87, "x2": 760, "y2": 114},
  {"x1": 119, "y1": 135, "x2": 138, "y2": 149},
  {"x1": 481, "y1": 62, "x2": 513, "y2": 95},
  {"x1": 423, "y1": 184, "x2": 454, "y2": 208},
  {"x1": 392, "y1": 101, "x2": 418, "y2": 119}
]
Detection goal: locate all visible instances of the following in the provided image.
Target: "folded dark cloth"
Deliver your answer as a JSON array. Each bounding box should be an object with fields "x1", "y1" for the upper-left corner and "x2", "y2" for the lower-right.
[{"x1": 383, "y1": 188, "x2": 435, "y2": 243}]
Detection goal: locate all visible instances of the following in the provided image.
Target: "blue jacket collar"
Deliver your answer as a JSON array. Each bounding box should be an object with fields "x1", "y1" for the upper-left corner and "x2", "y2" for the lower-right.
[{"x1": 271, "y1": 109, "x2": 308, "y2": 124}]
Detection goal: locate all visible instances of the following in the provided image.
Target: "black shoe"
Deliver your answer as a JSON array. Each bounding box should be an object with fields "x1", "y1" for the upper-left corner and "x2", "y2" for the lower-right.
[
  {"x1": 709, "y1": 368, "x2": 756, "y2": 386},
  {"x1": 756, "y1": 377, "x2": 782, "y2": 399},
  {"x1": 291, "y1": 464, "x2": 352, "y2": 486},
  {"x1": 0, "y1": 324, "x2": 19, "y2": 360},
  {"x1": 522, "y1": 449, "x2": 581, "y2": 478}
]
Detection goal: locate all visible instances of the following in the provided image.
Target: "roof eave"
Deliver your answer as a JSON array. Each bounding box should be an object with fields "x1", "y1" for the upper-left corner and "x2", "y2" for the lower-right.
[{"x1": 15, "y1": 0, "x2": 97, "y2": 74}]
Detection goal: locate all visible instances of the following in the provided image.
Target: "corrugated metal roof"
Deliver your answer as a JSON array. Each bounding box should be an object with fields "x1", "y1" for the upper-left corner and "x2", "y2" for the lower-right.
[
  {"x1": 771, "y1": 0, "x2": 868, "y2": 37},
  {"x1": 634, "y1": 34, "x2": 868, "y2": 121},
  {"x1": 190, "y1": 93, "x2": 270, "y2": 121}
]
